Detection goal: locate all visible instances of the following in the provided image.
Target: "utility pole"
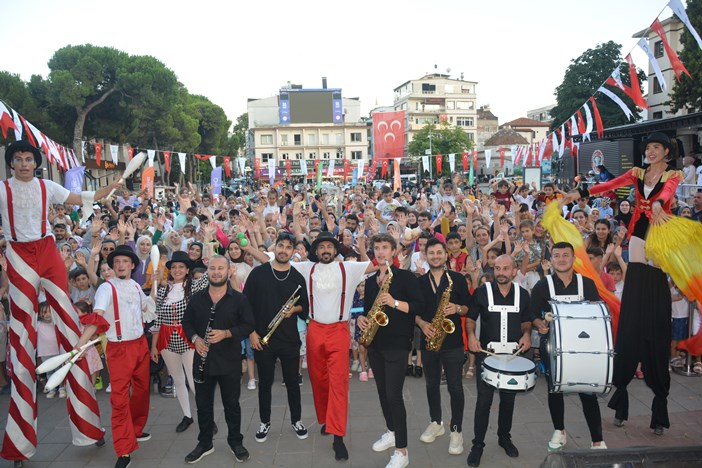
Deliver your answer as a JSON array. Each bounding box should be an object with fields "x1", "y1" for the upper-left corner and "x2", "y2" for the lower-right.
[{"x1": 427, "y1": 132, "x2": 433, "y2": 180}]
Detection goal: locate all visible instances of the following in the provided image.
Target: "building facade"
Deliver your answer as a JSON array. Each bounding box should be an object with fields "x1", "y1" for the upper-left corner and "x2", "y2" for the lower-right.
[
  {"x1": 499, "y1": 117, "x2": 550, "y2": 144},
  {"x1": 526, "y1": 104, "x2": 555, "y2": 123},
  {"x1": 476, "y1": 105, "x2": 499, "y2": 151}
]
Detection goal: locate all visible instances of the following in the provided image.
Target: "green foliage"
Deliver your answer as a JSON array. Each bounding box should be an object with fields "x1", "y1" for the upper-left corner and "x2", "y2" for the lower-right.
[
  {"x1": 407, "y1": 122, "x2": 473, "y2": 177},
  {"x1": 550, "y1": 41, "x2": 645, "y2": 131},
  {"x1": 670, "y1": 0, "x2": 702, "y2": 112}
]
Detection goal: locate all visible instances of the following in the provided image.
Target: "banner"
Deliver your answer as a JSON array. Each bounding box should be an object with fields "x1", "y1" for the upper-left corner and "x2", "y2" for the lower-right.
[
  {"x1": 352, "y1": 168, "x2": 358, "y2": 186},
  {"x1": 163, "y1": 151, "x2": 171, "y2": 173},
  {"x1": 448, "y1": 153, "x2": 456, "y2": 172},
  {"x1": 238, "y1": 157, "x2": 246, "y2": 176},
  {"x1": 147, "y1": 149, "x2": 155, "y2": 167},
  {"x1": 372, "y1": 111, "x2": 405, "y2": 159},
  {"x1": 381, "y1": 160, "x2": 389, "y2": 178},
  {"x1": 393, "y1": 159, "x2": 401, "y2": 191},
  {"x1": 254, "y1": 158, "x2": 260, "y2": 178},
  {"x1": 469, "y1": 155, "x2": 474, "y2": 185},
  {"x1": 462, "y1": 152, "x2": 468, "y2": 171},
  {"x1": 499, "y1": 147, "x2": 505, "y2": 166},
  {"x1": 109, "y1": 144, "x2": 119, "y2": 165},
  {"x1": 357, "y1": 159, "x2": 364, "y2": 179},
  {"x1": 285, "y1": 159, "x2": 292, "y2": 177},
  {"x1": 343, "y1": 159, "x2": 350, "y2": 179},
  {"x1": 436, "y1": 154, "x2": 442, "y2": 174},
  {"x1": 141, "y1": 166, "x2": 155, "y2": 198},
  {"x1": 300, "y1": 158, "x2": 308, "y2": 176},
  {"x1": 127, "y1": 146, "x2": 134, "y2": 161},
  {"x1": 316, "y1": 161, "x2": 323, "y2": 189},
  {"x1": 327, "y1": 159, "x2": 335, "y2": 177},
  {"x1": 268, "y1": 158, "x2": 275, "y2": 185},
  {"x1": 178, "y1": 152, "x2": 186, "y2": 173},
  {"x1": 95, "y1": 143, "x2": 103, "y2": 166},
  {"x1": 211, "y1": 166, "x2": 223, "y2": 197},
  {"x1": 222, "y1": 156, "x2": 230, "y2": 177},
  {"x1": 484, "y1": 150, "x2": 492, "y2": 169},
  {"x1": 423, "y1": 156, "x2": 430, "y2": 174},
  {"x1": 64, "y1": 166, "x2": 85, "y2": 194}
]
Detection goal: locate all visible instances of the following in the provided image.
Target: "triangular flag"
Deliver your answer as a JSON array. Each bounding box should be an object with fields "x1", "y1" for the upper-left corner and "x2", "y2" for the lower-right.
[
  {"x1": 164, "y1": 151, "x2": 172, "y2": 173},
  {"x1": 484, "y1": 150, "x2": 491, "y2": 169},
  {"x1": 582, "y1": 102, "x2": 594, "y2": 141},
  {"x1": 209, "y1": 155, "x2": 216, "y2": 170},
  {"x1": 10, "y1": 108, "x2": 22, "y2": 140},
  {"x1": 638, "y1": 37, "x2": 667, "y2": 91},
  {"x1": 147, "y1": 149, "x2": 156, "y2": 167},
  {"x1": 590, "y1": 97, "x2": 605, "y2": 138},
  {"x1": 668, "y1": 0, "x2": 702, "y2": 51},
  {"x1": 178, "y1": 152, "x2": 186, "y2": 172},
  {"x1": 0, "y1": 101, "x2": 18, "y2": 139},
  {"x1": 651, "y1": 18, "x2": 691, "y2": 81},
  {"x1": 109, "y1": 144, "x2": 119, "y2": 165}
]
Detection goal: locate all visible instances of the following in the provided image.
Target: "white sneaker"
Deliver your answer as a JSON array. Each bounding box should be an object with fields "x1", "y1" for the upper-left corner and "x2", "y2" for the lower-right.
[
  {"x1": 591, "y1": 441, "x2": 608, "y2": 449},
  {"x1": 351, "y1": 360, "x2": 360, "y2": 372},
  {"x1": 46, "y1": 389, "x2": 56, "y2": 399},
  {"x1": 548, "y1": 430, "x2": 567, "y2": 451},
  {"x1": 372, "y1": 430, "x2": 396, "y2": 452},
  {"x1": 385, "y1": 449, "x2": 409, "y2": 468},
  {"x1": 247, "y1": 379, "x2": 257, "y2": 391},
  {"x1": 106, "y1": 383, "x2": 112, "y2": 393},
  {"x1": 448, "y1": 429, "x2": 464, "y2": 455},
  {"x1": 419, "y1": 421, "x2": 445, "y2": 443},
  {"x1": 301, "y1": 356, "x2": 307, "y2": 369},
  {"x1": 58, "y1": 387, "x2": 67, "y2": 398}
]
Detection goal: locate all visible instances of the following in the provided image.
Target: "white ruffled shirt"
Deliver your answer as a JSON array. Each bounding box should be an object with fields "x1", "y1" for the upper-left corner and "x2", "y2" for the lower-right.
[
  {"x1": 0, "y1": 178, "x2": 70, "y2": 242},
  {"x1": 94, "y1": 278, "x2": 156, "y2": 342}
]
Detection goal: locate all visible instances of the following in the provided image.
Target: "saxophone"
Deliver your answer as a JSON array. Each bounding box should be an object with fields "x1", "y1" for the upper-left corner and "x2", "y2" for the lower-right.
[
  {"x1": 425, "y1": 271, "x2": 456, "y2": 352},
  {"x1": 358, "y1": 261, "x2": 392, "y2": 347}
]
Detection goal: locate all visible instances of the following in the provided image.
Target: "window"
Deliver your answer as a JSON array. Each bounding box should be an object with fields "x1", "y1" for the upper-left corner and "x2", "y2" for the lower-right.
[
  {"x1": 456, "y1": 117, "x2": 474, "y2": 127},
  {"x1": 350, "y1": 132, "x2": 362, "y2": 142},
  {"x1": 261, "y1": 134, "x2": 273, "y2": 145},
  {"x1": 653, "y1": 77, "x2": 663, "y2": 94},
  {"x1": 323, "y1": 152, "x2": 331, "y2": 159},
  {"x1": 654, "y1": 41, "x2": 664, "y2": 58},
  {"x1": 261, "y1": 153, "x2": 273, "y2": 163},
  {"x1": 281, "y1": 134, "x2": 288, "y2": 146},
  {"x1": 456, "y1": 101, "x2": 474, "y2": 110},
  {"x1": 308, "y1": 134, "x2": 317, "y2": 145},
  {"x1": 294, "y1": 134, "x2": 301, "y2": 145},
  {"x1": 281, "y1": 153, "x2": 289, "y2": 160},
  {"x1": 466, "y1": 133, "x2": 475, "y2": 141},
  {"x1": 322, "y1": 134, "x2": 330, "y2": 145},
  {"x1": 652, "y1": 111, "x2": 663, "y2": 119},
  {"x1": 351, "y1": 151, "x2": 363, "y2": 160},
  {"x1": 335, "y1": 133, "x2": 343, "y2": 145},
  {"x1": 307, "y1": 152, "x2": 315, "y2": 159},
  {"x1": 336, "y1": 151, "x2": 343, "y2": 159},
  {"x1": 446, "y1": 101, "x2": 455, "y2": 110},
  {"x1": 422, "y1": 83, "x2": 436, "y2": 94}
]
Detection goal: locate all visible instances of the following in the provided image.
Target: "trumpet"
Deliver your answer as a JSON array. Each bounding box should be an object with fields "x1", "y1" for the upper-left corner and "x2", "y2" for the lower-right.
[
  {"x1": 37, "y1": 338, "x2": 102, "y2": 391},
  {"x1": 262, "y1": 285, "x2": 301, "y2": 346}
]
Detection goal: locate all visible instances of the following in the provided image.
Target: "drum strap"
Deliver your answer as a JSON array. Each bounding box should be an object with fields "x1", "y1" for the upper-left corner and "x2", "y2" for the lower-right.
[
  {"x1": 485, "y1": 282, "x2": 520, "y2": 346},
  {"x1": 546, "y1": 274, "x2": 583, "y2": 302}
]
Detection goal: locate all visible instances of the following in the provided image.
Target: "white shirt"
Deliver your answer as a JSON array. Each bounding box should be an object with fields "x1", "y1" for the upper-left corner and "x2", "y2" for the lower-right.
[
  {"x1": 0, "y1": 178, "x2": 70, "y2": 242},
  {"x1": 410, "y1": 252, "x2": 429, "y2": 274},
  {"x1": 292, "y1": 261, "x2": 369, "y2": 324},
  {"x1": 94, "y1": 278, "x2": 155, "y2": 342},
  {"x1": 697, "y1": 165, "x2": 702, "y2": 186}
]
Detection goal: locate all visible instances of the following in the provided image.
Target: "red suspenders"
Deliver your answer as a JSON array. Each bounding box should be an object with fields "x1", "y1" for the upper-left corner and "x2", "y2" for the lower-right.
[
  {"x1": 107, "y1": 281, "x2": 123, "y2": 341},
  {"x1": 309, "y1": 262, "x2": 347, "y2": 321},
  {"x1": 3, "y1": 179, "x2": 48, "y2": 241}
]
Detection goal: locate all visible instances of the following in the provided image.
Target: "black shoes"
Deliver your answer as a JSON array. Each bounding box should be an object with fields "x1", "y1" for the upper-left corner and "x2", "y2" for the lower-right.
[
  {"x1": 136, "y1": 432, "x2": 151, "y2": 442},
  {"x1": 467, "y1": 444, "x2": 483, "y2": 466},
  {"x1": 256, "y1": 422, "x2": 271, "y2": 442},
  {"x1": 498, "y1": 438, "x2": 519, "y2": 457},
  {"x1": 176, "y1": 416, "x2": 194, "y2": 433},
  {"x1": 406, "y1": 364, "x2": 414, "y2": 376},
  {"x1": 292, "y1": 421, "x2": 309, "y2": 439},
  {"x1": 231, "y1": 444, "x2": 250, "y2": 462},
  {"x1": 114, "y1": 455, "x2": 131, "y2": 468},
  {"x1": 95, "y1": 436, "x2": 106, "y2": 447},
  {"x1": 333, "y1": 437, "x2": 349, "y2": 461},
  {"x1": 414, "y1": 365, "x2": 423, "y2": 378},
  {"x1": 321, "y1": 423, "x2": 329, "y2": 435},
  {"x1": 184, "y1": 443, "x2": 214, "y2": 464}
]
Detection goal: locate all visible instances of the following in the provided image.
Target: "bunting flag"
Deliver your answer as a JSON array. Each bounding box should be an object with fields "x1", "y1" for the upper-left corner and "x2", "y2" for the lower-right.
[
  {"x1": 582, "y1": 102, "x2": 594, "y2": 141},
  {"x1": 357, "y1": 159, "x2": 364, "y2": 179},
  {"x1": 178, "y1": 152, "x2": 186, "y2": 173},
  {"x1": 484, "y1": 150, "x2": 491, "y2": 169},
  {"x1": 254, "y1": 158, "x2": 261, "y2": 178},
  {"x1": 605, "y1": 55, "x2": 649, "y2": 109},
  {"x1": 598, "y1": 86, "x2": 634, "y2": 121},
  {"x1": 668, "y1": 0, "x2": 702, "y2": 51},
  {"x1": 651, "y1": 18, "x2": 691, "y2": 81},
  {"x1": 238, "y1": 157, "x2": 246, "y2": 176},
  {"x1": 381, "y1": 159, "x2": 389, "y2": 178},
  {"x1": 462, "y1": 152, "x2": 469, "y2": 171},
  {"x1": 448, "y1": 153, "x2": 456, "y2": 172},
  {"x1": 422, "y1": 156, "x2": 430, "y2": 174},
  {"x1": 343, "y1": 159, "x2": 350, "y2": 179},
  {"x1": 109, "y1": 144, "x2": 119, "y2": 165},
  {"x1": 543, "y1": 138, "x2": 554, "y2": 161},
  {"x1": 94, "y1": 143, "x2": 103, "y2": 166},
  {"x1": 525, "y1": 145, "x2": 533, "y2": 167},
  {"x1": 300, "y1": 158, "x2": 308, "y2": 176},
  {"x1": 11, "y1": 108, "x2": 22, "y2": 140},
  {"x1": 147, "y1": 149, "x2": 155, "y2": 167},
  {"x1": 472, "y1": 149, "x2": 478, "y2": 168},
  {"x1": 81, "y1": 141, "x2": 87, "y2": 163},
  {"x1": 436, "y1": 154, "x2": 442, "y2": 173},
  {"x1": 222, "y1": 155, "x2": 230, "y2": 177},
  {"x1": 551, "y1": 133, "x2": 559, "y2": 157},
  {"x1": 537, "y1": 140, "x2": 546, "y2": 166},
  {"x1": 163, "y1": 151, "x2": 172, "y2": 173},
  {"x1": 285, "y1": 159, "x2": 292, "y2": 178},
  {"x1": 590, "y1": 97, "x2": 605, "y2": 138},
  {"x1": 127, "y1": 146, "x2": 134, "y2": 161},
  {"x1": 208, "y1": 155, "x2": 216, "y2": 170},
  {"x1": 565, "y1": 120, "x2": 573, "y2": 145},
  {"x1": 572, "y1": 141, "x2": 580, "y2": 158},
  {"x1": 569, "y1": 115, "x2": 579, "y2": 136},
  {"x1": 327, "y1": 159, "x2": 335, "y2": 177},
  {"x1": 0, "y1": 101, "x2": 18, "y2": 139},
  {"x1": 499, "y1": 147, "x2": 505, "y2": 166},
  {"x1": 638, "y1": 37, "x2": 667, "y2": 91},
  {"x1": 17, "y1": 115, "x2": 36, "y2": 148},
  {"x1": 575, "y1": 110, "x2": 586, "y2": 135},
  {"x1": 510, "y1": 145, "x2": 518, "y2": 165},
  {"x1": 141, "y1": 166, "x2": 155, "y2": 198}
]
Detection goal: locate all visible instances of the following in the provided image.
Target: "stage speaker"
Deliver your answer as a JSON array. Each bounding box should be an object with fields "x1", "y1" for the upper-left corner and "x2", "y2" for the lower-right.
[{"x1": 541, "y1": 445, "x2": 702, "y2": 468}]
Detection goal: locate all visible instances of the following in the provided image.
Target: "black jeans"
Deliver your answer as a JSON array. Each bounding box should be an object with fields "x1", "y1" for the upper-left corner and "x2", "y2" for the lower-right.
[
  {"x1": 195, "y1": 371, "x2": 243, "y2": 448},
  {"x1": 255, "y1": 342, "x2": 302, "y2": 423},
  {"x1": 423, "y1": 346, "x2": 465, "y2": 432},
  {"x1": 548, "y1": 392, "x2": 603, "y2": 442},
  {"x1": 473, "y1": 354, "x2": 515, "y2": 447},
  {"x1": 368, "y1": 347, "x2": 409, "y2": 449}
]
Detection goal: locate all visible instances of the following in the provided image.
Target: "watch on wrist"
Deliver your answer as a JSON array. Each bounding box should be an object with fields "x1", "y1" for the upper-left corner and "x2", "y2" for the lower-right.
[
  {"x1": 192, "y1": 334, "x2": 200, "y2": 343},
  {"x1": 394, "y1": 299, "x2": 399, "y2": 308}
]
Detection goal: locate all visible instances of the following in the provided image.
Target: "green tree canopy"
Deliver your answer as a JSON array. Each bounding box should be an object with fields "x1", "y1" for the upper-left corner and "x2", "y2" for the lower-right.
[
  {"x1": 550, "y1": 41, "x2": 646, "y2": 132},
  {"x1": 670, "y1": 0, "x2": 702, "y2": 112},
  {"x1": 407, "y1": 121, "x2": 474, "y2": 177}
]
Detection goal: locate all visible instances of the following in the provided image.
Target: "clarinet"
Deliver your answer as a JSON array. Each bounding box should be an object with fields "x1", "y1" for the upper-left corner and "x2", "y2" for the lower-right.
[{"x1": 193, "y1": 303, "x2": 217, "y2": 384}]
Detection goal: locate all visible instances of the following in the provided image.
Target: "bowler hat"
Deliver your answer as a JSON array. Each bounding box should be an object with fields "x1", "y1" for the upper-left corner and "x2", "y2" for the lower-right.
[
  {"x1": 643, "y1": 132, "x2": 671, "y2": 149},
  {"x1": 5, "y1": 140, "x2": 42, "y2": 167},
  {"x1": 107, "y1": 245, "x2": 140, "y2": 271},
  {"x1": 309, "y1": 231, "x2": 342, "y2": 262},
  {"x1": 166, "y1": 250, "x2": 194, "y2": 270}
]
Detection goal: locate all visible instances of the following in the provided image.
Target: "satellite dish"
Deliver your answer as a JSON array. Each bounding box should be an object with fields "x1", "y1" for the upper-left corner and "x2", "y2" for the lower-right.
[
  {"x1": 434, "y1": 64, "x2": 438, "y2": 69},
  {"x1": 447, "y1": 67, "x2": 451, "y2": 74}
]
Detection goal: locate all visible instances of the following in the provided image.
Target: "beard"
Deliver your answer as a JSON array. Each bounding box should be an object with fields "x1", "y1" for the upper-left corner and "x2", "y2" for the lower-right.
[
  {"x1": 209, "y1": 277, "x2": 229, "y2": 287},
  {"x1": 495, "y1": 274, "x2": 511, "y2": 284},
  {"x1": 275, "y1": 252, "x2": 291, "y2": 264},
  {"x1": 313, "y1": 263, "x2": 339, "y2": 292},
  {"x1": 319, "y1": 252, "x2": 335, "y2": 264}
]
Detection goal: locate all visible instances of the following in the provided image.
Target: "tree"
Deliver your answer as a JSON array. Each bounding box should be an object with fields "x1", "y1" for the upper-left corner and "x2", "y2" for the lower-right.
[
  {"x1": 407, "y1": 121, "x2": 473, "y2": 177},
  {"x1": 670, "y1": 0, "x2": 702, "y2": 112},
  {"x1": 550, "y1": 41, "x2": 646, "y2": 132},
  {"x1": 186, "y1": 94, "x2": 231, "y2": 185},
  {"x1": 0, "y1": 71, "x2": 61, "y2": 144}
]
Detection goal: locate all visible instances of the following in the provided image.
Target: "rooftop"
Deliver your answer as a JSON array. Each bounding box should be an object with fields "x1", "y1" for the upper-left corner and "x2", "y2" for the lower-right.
[
  {"x1": 501, "y1": 117, "x2": 551, "y2": 128},
  {"x1": 484, "y1": 127, "x2": 529, "y2": 146}
]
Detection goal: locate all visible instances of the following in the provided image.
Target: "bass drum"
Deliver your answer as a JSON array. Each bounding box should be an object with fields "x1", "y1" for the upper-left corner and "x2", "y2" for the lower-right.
[
  {"x1": 481, "y1": 355, "x2": 536, "y2": 393},
  {"x1": 544, "y1": 301, "x2": 613, "y2": 394}
]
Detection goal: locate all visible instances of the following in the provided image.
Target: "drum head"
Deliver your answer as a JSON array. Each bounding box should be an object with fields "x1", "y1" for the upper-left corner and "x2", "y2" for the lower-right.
[{"x1": 483, "y1": 355, "x2": 535, "y2": 374}]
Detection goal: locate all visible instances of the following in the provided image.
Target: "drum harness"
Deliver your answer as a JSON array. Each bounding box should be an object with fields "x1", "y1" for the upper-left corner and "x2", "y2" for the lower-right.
[
  {"x1": 545, "y1": 274, "x2": 584, "y2": 303},
  {"x1": 485, "y1": 281, "x2": 521, "y2": 355}
]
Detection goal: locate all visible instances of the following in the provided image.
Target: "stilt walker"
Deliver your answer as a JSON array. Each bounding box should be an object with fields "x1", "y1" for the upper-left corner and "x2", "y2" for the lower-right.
[{"x1": 0, "y1": 141, "x2": 121, "y2": 466}]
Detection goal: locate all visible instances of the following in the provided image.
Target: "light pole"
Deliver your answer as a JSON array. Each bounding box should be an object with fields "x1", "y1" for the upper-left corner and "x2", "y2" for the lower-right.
[{"x1": 427, "y1": 132, "x2": 433, "y2": 180}]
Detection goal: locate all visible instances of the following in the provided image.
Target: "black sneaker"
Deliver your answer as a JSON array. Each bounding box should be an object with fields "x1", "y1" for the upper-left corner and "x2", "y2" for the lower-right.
[
  {"x1": 176, "y1": 416, "x2": 194, "y2": 433},
  {"x1": 184, "y1": 443, "x2": 214, "y2": 464},
  {"x1": 256, "y1": 422, "x2": 271, "y2": 442},
  {"x1": 136, "y1": 432, "x2": 151, "y2": 442},
  {"x1": 415, "y1": 365, "x2": 423, "y2": 378},
  {"x1": 292, "y1": 421, "x2": 308, "y2": 439},
  {"x1": 406, "y1": 364, "x2": 414, "y2": 376},
  {"x1": 95, "y1": 436, "x2": 106, "y2": 447},
  {"x1": 333, "y1": 437, "x2": 348, "y2": 461},
  {"x1": 467, "y1": 444, "x2": 483, "y2": 467},
  {"x1": 498, "y1": 438, "x2": 519, "y2": 457},
  {"x1": 231, "y1": 445, "x2": 250, "y2": 462},
  {"x1": 320, "y1": 424, "x2": 329, "y2": 435},
  {"x1": 114, "y1": 455, "x2": 131, "y2": 468},
  {"x1": 298, "y1": 373, "x2": 303, "y2": 386}
]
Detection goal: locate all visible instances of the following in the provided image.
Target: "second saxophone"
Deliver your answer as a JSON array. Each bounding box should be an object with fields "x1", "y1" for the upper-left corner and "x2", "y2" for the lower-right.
[
  {"x1": 425, "y1": 270, "x2": 455, "y2": 352},
  {"x1": 359, "y1": 261, "x2": 392, "y2": 347}
]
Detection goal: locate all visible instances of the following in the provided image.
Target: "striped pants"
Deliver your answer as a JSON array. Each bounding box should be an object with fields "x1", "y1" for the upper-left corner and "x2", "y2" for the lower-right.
[{"x1": 1, "y1": 237, "x2": 103, "y2": 461}]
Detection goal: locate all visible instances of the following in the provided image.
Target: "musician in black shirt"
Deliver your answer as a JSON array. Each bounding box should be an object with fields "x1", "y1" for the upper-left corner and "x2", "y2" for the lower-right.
[
  {"x1": 465, "y1": 255, "x2": 532, "y2": 467},
  {"x1": 531, "y1": 242, "x2": 606, "y2": 451},
  {"x1": 416, "y1": 238, "x2": 471, "y2": 455},
  {"x1": 182, "y1": 256, "x2": 255, "y2": 464},
  {"x1": 244, "y1": 232, "x2": 310, "y2": 443}
]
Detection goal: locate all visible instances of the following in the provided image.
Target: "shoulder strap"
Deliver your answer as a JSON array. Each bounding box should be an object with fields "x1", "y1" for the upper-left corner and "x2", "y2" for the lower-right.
[
  {"x1": 38, "y1": 179, "x2": 47, "y2": 237},
  {"x1": 485, "y1": 282, "x2": 494, "y2": 308},
  {"x1": 546, "y1": 275, "x2": 556, "y2": 298},
  {"x1": 108, "y1": 280, "x2": 122, "y2": 341},
  {"x1": 3, "y1": 181, "x2": 16, "y2": 241},
  {"x1": 338, "y1": 262, "x2": 346, "y2": 321},
  {"x1": 513, "y1": 282, "x2": 520, "y2": 308},
  {"x1": 309, "y1": 263, "x2": 317, "y2": 320},
  {"x1": 576, "y1": 273, "x2": 583, "y2": 297}
]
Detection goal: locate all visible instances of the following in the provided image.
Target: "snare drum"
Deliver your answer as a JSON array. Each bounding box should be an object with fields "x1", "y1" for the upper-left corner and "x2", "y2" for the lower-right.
[
  {"x1": 481, "y1": 355, "x2": 537, "y2": 393},
  {"x1": 544, "y1": 301, "x2": 613, "y2": 394}
]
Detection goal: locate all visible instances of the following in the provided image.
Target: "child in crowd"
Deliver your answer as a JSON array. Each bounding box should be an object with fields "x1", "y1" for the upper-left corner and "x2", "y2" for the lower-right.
[
  {"x1": 37, "y1": 301, "x2": 65, "y2": 399},
  {"x1": 74, "y1": 301, "x2": 105, "y2": 389},
  {"x1": 446, "y1": 232, "x2": 468, "y2": 272},
  {"x1": 587, "y1": 247, "x2": 616, "y2": 292},
  {"x1": 513, "y1": 220, "x2": 543, "y2": 291},
  {"x1": 68, "y1": 268, "x2": 96, "y2": 305},
  {"x1": 350, "y1": 282, "x2": 370, "y2": 381}
]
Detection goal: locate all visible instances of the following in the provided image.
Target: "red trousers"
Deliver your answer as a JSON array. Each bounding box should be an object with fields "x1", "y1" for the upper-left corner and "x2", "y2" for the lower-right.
[
  {"x1": 306, "y1": 321, "x2": 350, "y2": 436},
  {"x1": 106, "y1": 336, "x2": 150, "y2": 457}
]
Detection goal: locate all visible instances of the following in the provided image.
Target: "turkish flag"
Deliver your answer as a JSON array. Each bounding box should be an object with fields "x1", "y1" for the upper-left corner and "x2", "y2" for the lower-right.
[
  {"x1": 499, "y1": 147, "x2": 505, "y2": 166},
  {"x1": 370, "y1": 158, "x2": 378, "y2": 177},
  {"x1": 254, "y1": 158, "x2": 261, "y2": 178},
  {"x1": 163, "y1": 151, "x2": 171, "y2": 173},
  {"x1": 314, "y1": 160, "x2": 320, "y2": 174},
  {"x1": 127, "y1": 146, "x2": 134, "y2": 160},
  {"x1": 343, "y1": 159, "x2": 350, "y2": 179},
  {"x1": 472, "y1": 150, "x2": 478, "y2": 167},
  {"x1": 462, "y1": 152, "x2": 469, "y2": 171},
  {"x1": 94, "y1": 143, "x2": 103, "y2": 166},
  {"x1": 373, "y1": 111, "x2": 405, "y2": 160},
  {"x1": 436, "y1": 154, "x2": 442, "y2": 173},
  {"x1": 381, "y1": 160, "x2": 389, "y2": 178},
  {"x1": 285, "y1": 159, "x2": 292, "y2": 177},
  {"x1": 223, "y1": 156, "x2": 231, "y2": 177}
]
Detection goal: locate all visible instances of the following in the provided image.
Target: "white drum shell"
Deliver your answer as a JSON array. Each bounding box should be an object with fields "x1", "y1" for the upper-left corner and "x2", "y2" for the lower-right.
[{"x1": 481, "y1": 355, "x2": 537, "y2": 393}]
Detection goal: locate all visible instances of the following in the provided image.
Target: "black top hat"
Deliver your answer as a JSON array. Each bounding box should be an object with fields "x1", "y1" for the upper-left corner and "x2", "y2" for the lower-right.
[
  {"x1": 107, "y1": 245, "x2": 140, "y2": 271},
  {"x1": 309, "y1": 231, "x2": 341, "y2": 262},
  {"x1": 643, "y1": 132, "x2": 671, "y2": 149},
  {"x1": 5, "y1": 140, "x2": 42, "y2": 167},
  {"x1": 166, "y1": 250, "x2": 194, "y2": 270}
]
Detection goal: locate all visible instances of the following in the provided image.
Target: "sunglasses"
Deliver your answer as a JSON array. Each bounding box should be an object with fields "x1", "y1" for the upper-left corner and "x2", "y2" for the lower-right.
[{"x1": 102, "y1": 247, "x2": 115, "y2": 252}]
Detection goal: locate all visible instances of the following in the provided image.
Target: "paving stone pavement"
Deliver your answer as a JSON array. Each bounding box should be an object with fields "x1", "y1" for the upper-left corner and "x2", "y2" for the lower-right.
[{"x1": 1, "y1": 365, "x2": 701, "y2": 467}]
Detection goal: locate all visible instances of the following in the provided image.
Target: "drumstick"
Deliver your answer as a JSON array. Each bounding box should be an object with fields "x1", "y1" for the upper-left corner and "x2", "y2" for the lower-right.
[
  {"x1": 506, "y1": 345, "x2": 523, "y2": 362},
  {"x1": 36, "y1": 338, "x2": 101, "y2": 374},
  {"x1": 479, "y1": 348, "x2": 500, "y2": 357}
]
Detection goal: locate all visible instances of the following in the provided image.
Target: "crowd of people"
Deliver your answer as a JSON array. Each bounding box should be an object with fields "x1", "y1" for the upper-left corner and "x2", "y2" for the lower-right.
[{"x1": 1, "y1": 133, "x2": 701, "y2": 468}]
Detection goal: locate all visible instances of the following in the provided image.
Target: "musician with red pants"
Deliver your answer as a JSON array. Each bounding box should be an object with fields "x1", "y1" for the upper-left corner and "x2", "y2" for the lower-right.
[
  {"x1": 0, "y1": 141, "x2": 119, "y2": 467},
  {"x1": 75, "y1": 245, "x2": 157, "y2": 468}
]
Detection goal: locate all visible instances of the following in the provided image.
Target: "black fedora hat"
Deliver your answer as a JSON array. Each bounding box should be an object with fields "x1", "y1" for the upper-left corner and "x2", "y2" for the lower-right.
[
  {"x1": 166, "y1": 250, "x2": 194, "y2": 270},
  {"x1": 107, "y1": 245, "x2": 140, "y2": 271},
  {"x1": 309, "y1": 231, "x2": 342, "y2": 262},
  {"x1": 5, "y1": 140, "x2": 42, "y2": 167}
]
